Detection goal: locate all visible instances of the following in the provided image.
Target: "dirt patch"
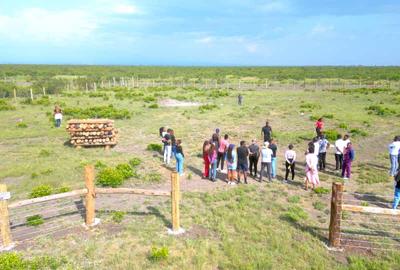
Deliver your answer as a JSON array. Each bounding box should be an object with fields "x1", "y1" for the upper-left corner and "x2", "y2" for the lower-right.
[
  {"x1": 184, "y1": 224, "x2": 217, "y2": 240},
  {"x1": 159, "y1": 99, "x2": 201, "y2": 107}
]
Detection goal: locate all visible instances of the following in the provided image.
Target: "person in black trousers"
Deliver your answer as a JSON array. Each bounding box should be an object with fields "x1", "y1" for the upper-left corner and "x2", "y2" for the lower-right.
[{"x1": 248, "y1": 139, "x2": 260, "y2": 178}]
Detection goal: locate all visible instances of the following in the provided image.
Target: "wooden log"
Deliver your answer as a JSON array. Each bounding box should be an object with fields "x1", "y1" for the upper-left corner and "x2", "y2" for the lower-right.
[
  {"x1": 0, "y1": 184, "x2": 13, "y2": 249},
  {"x1": 328, "y1": 182, "x2": 343, "y2": 248},
  {"x1": 342, "y1": 204, "x2": 400, "y2": 216},
  {"x1": 171, "y1": 172, "x2": 180, "y2": 232},
  {"x1": 8, "y1": 189, "x2": 87, "y2": 209},
  {"x1": 85, "y1": 165, "x2": 96, "y2": 226},
  {"x1": 96, "y1": 188, "x2": 169, "y2": 196}
]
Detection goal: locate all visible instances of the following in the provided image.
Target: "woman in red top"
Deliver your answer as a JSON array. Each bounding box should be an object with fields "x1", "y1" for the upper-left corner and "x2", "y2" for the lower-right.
[
  {"x1": 315, "y1": 118, "x2": 324, "y2": 137},
  {"x1": 202, "y1": 140, "x2": 211, "y2": 178}
]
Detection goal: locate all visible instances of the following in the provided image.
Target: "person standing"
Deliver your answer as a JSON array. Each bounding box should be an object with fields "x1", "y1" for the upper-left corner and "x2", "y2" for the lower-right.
[
  {"x1": 334, "y1": 134, "x2": 345, "y2": 170},
  {"x1": 261, "y1": 121, "x2": 272, "y2": 143},
  {"x1": 315, "y1": 118, "x2": 324, "y2": 137},
  {"x1": 342, "y1": 142, "x2": 355, "y2": 180},
  {"x1": 217, "y1": 134, "x2": 229, "y2": 172},
  {"x1": 312, "y1": 137, "x2": 320, "y2": 156},
  {"x1": 388, "y1": 136, "x2": 400, "y2": 177},
  {"x1": 226, "y1": 144, "x2": 237, "y2": 185},
  {"x1": 237, "y1": 141, "x2": 249, "y2": 184},
  {"x1": 170, "y1": 129, "x2": 176, "y2": 159},
  {"x1": 202, "y1": 141, "x2": 211, "y2": 179},
  {"x1": 284, "y1": 144, "x2": 296, "y2": 182},
  {"x1": 248, "y1": 139, "x2": 260, "y2": 178},
  {"x1": 54, "y1": 105, "x2": 63, "y2": 128},
  {"x1": 260, "y1": 142, "x2": 273, "y2": 182},
  {"x1": 175, "y1": 140, "x2": 184, "y2": 176},
  {"x1": 238, "y1": 94, "x2": 243, "y2": 105},
  {"x1": 318, "y1": 134, "x2": 330, "y2": 171},
  {"x1": 208, "y1": 143, "x2": 218, "y2": 182},
  {"x1": 392, "y1": 170, "x2": 400, "y2": 209},
  {"x1": 269, "y1": 139, "x2": 278, "y2": 179},
  {"x1": 163, "y1": 129, "x2": 172, "y2": 165},
  {"x1": 305, "y1": 144, "x2": 319, "y2": 190}
]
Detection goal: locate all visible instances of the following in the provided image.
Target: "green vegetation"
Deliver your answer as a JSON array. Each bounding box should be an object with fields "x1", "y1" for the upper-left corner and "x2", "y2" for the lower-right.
[
  {"x1": 0, "y1": 99, "x2": 16, "y2": 111},
  {"x1": 357, "y1": 164, "x2": 388, "y2": 184},
  {"x1": 26, "y1": 215, "x2": 44, "y2": 226},
  {"x1": 30, "y1": 185, "x2": 53, "y2": 198},
  {"x1": 199, "y1": 104, "x2": 218, "y2": 112},
  {"x1": 0, "y1": 253, "x2": 66, "y2": 270},
  {"x1": 16, "y1": 122, "x2": 28, "y2": 128},
  {"x1": 365, "y1": 105, "x2": 396, "y2": 116},
  {"x1": 324, "y1": 130, "x2": 340, "y2": 141},
  {"x1": 313, "y1": 201, "x2": 325, "y2": 211},
  {"x1": 147, "y1": 143, "x2": 162, "y2": 152},
  {"x1": 115, "y1": 163, "x2": 134, "y2": 179},
  {"x1": 129, "y1": 157, "x2": 142, "y2": 167},
  {"x1": 148, "y1": 246, "x2": 169, "y2": 262},
  {"x1": 97, "y1": 167, "x2": 125, "y2": 187},
  {"x1": 144, "y1": 172, "x2": 162, "y2": 183},
  {"x1": 287, "y1": 195, "x2": 301, "y2": 204},
  {"x1": 112, "y1": 211, "x2": 126, "y2": 223},
  {"x1": 283, "y1": 206, "x2": 308, "y2": 223},
  {"x1": 314, "y1": 187, "x2": 330, "y2": 195},
  {"x1": 63, "y1": 105, "x2": 130, "y2": 119}
]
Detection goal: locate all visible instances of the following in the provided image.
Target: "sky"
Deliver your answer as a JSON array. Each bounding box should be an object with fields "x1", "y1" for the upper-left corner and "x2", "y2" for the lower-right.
[{"x1": 0, "y1": 0, "x2": 399, "y2": 66}]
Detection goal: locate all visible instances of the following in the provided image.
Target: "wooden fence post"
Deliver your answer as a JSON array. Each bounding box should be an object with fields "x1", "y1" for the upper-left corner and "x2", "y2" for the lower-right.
[
  {"x1": 85, "y1": 165, "x2": 98, "y2": 227},
  {"x1": 13, "y1": 88, "x2": 16, "y2": 103},
  {"x1": 30, "y1": 88, "x2": 33, "y2": 101},
  {"x1": 328, "y1": 182, "x2": 343, "y2": 249},
  {"x1": 0, "y1": 184, "x2": 14, "y2": 251},
  {"x1": 169, "y1": 172, "x2": 184, "y2": 235}
]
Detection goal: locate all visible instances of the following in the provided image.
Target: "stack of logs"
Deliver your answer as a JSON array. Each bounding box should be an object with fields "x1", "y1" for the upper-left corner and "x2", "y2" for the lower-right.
[{"x1": 66, "y1": 119, "x2": 117, "y2": 148}]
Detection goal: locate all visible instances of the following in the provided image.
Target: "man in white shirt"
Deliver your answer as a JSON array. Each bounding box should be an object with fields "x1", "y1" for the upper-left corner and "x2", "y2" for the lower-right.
[
  {"x1": 313, "y1": 137, "x2": 320, "y2": 156},
  {"x1": 334, "y1": 134, "x2": 346, "y2": 170},
  {"x1": 389, "y1": 136, "x2": 400, "y2": 176},
  {"x1": 260, "y1": 142, "x2": 273, "y2": 182}
]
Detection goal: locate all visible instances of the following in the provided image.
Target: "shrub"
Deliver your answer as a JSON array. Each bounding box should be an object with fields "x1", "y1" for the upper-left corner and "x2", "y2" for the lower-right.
[
  {"x1": 16, "y1": 122, "x2": 28, "y2": 128},
  {"x1": 112, "y1": 211, "x2": 126, "y2": 223},
  {"x1": 365, "y1": 105, "x2": 396, "y2": 116},
  {"x1": 0, "y1": 253, "x2": 25, "y2": 270},
  {"x1": 95, "y1": 160, "x2": 107, "y2": 169},
  {"x1": 309, "y1": 115, "x2": 318, "y2": 121},
  {"x1": 322, "y1": 114, "x2": 334, "y2": 119},
  {"x1": 26, "y1": 215, "x2": 44, "y2": 226},
  {"x1": 0, "y1": 99, "x2": 16, "y2": 111},
  {"x1": 323, "y1": 130, "x2": 339, "y2": 141},
  {"x1": 31, "y1": 172, "x2": 39, "y2": 179},
  {"x1": 148, "y1": 246, "x2": 169, "y2": 262},
  {"x1": 314, "y1": 187, "x2": 330, "y2": 195},
  {"x1": 147, "y1": 143, "x2": 162, "y2": 152},
  {"x1": 199, "y1": 104, "x2": 218, "y2": 112},
  {"x1": 350, "y1": 128, "x2": 368, "y2": 137},
  {"x1": 148, "y1": 103, "x2": 159, "y2": 109},
  {"x1": 116, "y1": 163, "x2": 134, "y2": 179},
  {"x1": 143, "y1": 96, "x2": 156, "y2": 103},
  {"x1": 129, "y1": 157, "x2": 142, "y2": 167},
  {"x1": 0, "y1": 253, "x2": 64, "y2": 270},
  {"x1": 283, "y1": 206, "x2": 308, "y2": 223},
  {"x1": 145, "y1": 172, "x2": 162, "y2": 183},
  {"x1": 287, "y1": 195, "x2": 300, "y2": 204},
  {"x1": 313, "y1": 201, "x2": 325, "y2": 211},
  {"x1": 209, "y1": 90, "x2": 229, "y2": 98},
  {"x1": 54, "y1": 186, "x2": 71, "y2": 194},
  {"x1": 338, "y1": 123, "x2": 348, "y2": 129},
  {"x1": 97, "y1": 167, "x2": 125, "y2": 187},
  {"x1": 299, "y1": 103, "x2": 321, "y2": 110},
  {"x1": 63, "y1": 104, "x2": 130, "y2": 119},
  {"x1": 30, "y1": 185, "x2": 53, "y2": 198}
]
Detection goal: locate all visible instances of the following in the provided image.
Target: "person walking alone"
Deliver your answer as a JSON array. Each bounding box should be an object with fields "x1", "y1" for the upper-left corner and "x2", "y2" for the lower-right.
[
  {"x1": 284, "y1": 144, "x2": 296, "y2": 182},
  {"x1": 248, "y1": 139, "x2": 260, "y2": 178},
  {"x1": 261, "y1": 121, "x2": 272, "y2": 143},
  {"x1": 388, "y1": 136, "x2": 400, "y2": 177},
  {"x1": 260, "y1": 142, "x2": 273, "y2": 182}
]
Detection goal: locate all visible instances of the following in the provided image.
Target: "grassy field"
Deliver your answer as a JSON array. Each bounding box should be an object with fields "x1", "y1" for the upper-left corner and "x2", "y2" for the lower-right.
[{"x1": 1, "y1": 82, "x2": 400, "y2": 269}]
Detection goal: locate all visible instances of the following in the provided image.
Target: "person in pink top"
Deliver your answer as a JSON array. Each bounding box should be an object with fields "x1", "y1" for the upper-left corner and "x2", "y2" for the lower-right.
[
  {"x1": 315, "y1": 117, "x2": 324, "y2": 137},
  {"x1": 208, "y1": 143, "x2": 218, "y2": 182},
  {"x1": 305, "y1": 144, "x2": 320, "y2": 190},
  {"x1": 217, "y1": 134, "x2": 229, "y2": 172}
]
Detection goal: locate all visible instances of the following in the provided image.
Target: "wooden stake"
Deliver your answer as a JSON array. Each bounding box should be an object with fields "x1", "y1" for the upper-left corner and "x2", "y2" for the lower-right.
[
  {"x1": 30, "y1": 88, "x2": 33, "y2": 101},
  {"x1": 171, "y1": 172, "x2": 180, "y2": 232},
  {"x1": 0, "y1": 184, "x2": 13, "y2": 249},
  {"x1": 42, "y1": 87, "x2": 46, "y2": 96},
  {"x1": 85, "y1": 165, "x2": 96, "y2": 227},
  {"x1": 328, "y1": 182, "x2": 343, "y2": 248},
  {"x1": 13, "y1": 88, "x2": 16, "y2": 103}
]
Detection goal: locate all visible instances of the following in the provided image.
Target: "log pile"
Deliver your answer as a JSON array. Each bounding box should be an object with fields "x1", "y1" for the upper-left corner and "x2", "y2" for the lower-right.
[{"x1": 66, "y1": 119, "x2": 117, "y2": 147}]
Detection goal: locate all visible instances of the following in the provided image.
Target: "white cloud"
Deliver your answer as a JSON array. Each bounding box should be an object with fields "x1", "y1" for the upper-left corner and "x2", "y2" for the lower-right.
[
  {"x1": 196, "y1": 36, "x2": 214, "y2": 44},
  {"x1": 310, "y1": 24, "x2": 335, "y2": 35},
  {"x1": 260, "y1": 0, "x2": 291, "y2": 13},
  {"x1": 0, "y1": 8, "x2": 97, "y2": 44},
  {"x1": 112, "y1": 3, "x2": 140, "y2": 14},
  {"x1": 246, "y1": 43, "x2": 258, "y2": 53}
]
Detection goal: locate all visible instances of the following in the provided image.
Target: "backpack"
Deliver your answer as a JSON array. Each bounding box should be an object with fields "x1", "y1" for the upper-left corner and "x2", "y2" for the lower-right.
[{"x1": 349, "y1": 149, "x2": 355, "y2": 161}]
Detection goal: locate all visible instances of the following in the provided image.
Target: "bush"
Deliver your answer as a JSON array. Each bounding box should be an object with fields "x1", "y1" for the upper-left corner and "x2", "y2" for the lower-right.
[
  {"x1": 54, "y1": 186, "x2": 71, "y2": 194},
  {"x1": 309, "y1": 115, "x2": 319, "y2": 121},
  {"x1": 30, "y1": 185, "x2": 53, "y2": 198},
  {"x1": 97, "y1": 167, "x2": 125, "y2": 187},
  {"x1": 314, "y1": 187, "x2": 330, "y2": 195},
  {"x1": 209, "y1": 90, "x2": 229, "y2": 98},
  {"x1": 322, "y1": 114, "x2": 334, "y2": 119},
  {"x1": 283, "y1": 206, "x2": 308, "y2": 223},
  {"x1": 95, "y1": 160, "x2": 107, "y2": 169},
  {"x1": 145, "y1": 173, "x2": 162, "y2": 183},
  {"x1": 323, "y1": 130, "x2": 339, "y2": 141},
  {"x1": 143, "y1": 96, "x2": 156, "y2": 103},
  {"x1": 129, "y1": 157, "x2": 142, "y2": 167},
  {"x1": 0, "y1": 253, "x2": 25, "y2": 270},
  {"x1": 287, "y1": 195, "x2": 301, "y2": 204},
  {"x1": 0, "y1": 253, "x2": 65, "y2": 270},
  {"x1": 116, "y1": 163, "x2": 134, "y2": 179},
  {"x1": 148, "y1": 246, "x2": 169, "y2": 262},
  {"x1": 26, "y1": 215, "x2": 44, "y2": 226},
  {"x1": 0, "y1": 99, "x2": 16, "y2": 111},
  {"x1": 63, "y1": 104, "x2": 131, "y2": 119},
  {"x1": 148, "y1": 103, "x2": 159, "y2": 109},
  {"x1": 147, "y1": 143, "x2": 162, "y2": 152},
  {"x1": 299, "y1": 103, "x2": 321, "y2": 110},
  {"x1": 16, "y1": 122, "x2": 28, "y2": 128},
  {"x1": 365, "y1": 105, "x2": 396, "y2": 116},
  {"x1": 338, "y1": 123, "x2": 348, "y2": 129},
  {"x1": 112, "y1": 211, "x2": 126, "y2": 223},
  {"x1": 199, "y1": 104, "x2": 218, "y2": 112},
  {"x1": 350, "y1": 128, "x2": 368, "y2": 137}
]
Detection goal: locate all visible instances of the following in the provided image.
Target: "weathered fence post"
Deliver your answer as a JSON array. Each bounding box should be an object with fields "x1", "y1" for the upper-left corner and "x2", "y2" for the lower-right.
[
  {"x1": 13, "y1": 88, "x2": 17, "y2": 103},
  {"x1": 85, "y1": 165, "x2": 99, "y2": 228},
  {"x1": 0, "y1": 184, "x2": 14, "y2": 251},
  {"x1": 328, "y1": 182, "x2": 343, "y2": 249},
  {"x1": 30, "y1": 88, "x2": 33, "y2": 101},
  {"x1": 42, "y1": 87, "x2": 46, "y2": 96},
  {"x1": 169, "y1": 171, "x2": 184, "y2": 235}
]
